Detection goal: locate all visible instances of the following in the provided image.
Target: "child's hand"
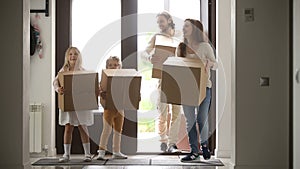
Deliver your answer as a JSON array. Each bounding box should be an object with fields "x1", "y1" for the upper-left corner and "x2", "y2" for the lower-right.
[
  {"x1": 100, "y1": 91, "x2": 107, "y2": 99},
  {"x1": 57, "y1": 86, "x2": 64, "y2": 95}
]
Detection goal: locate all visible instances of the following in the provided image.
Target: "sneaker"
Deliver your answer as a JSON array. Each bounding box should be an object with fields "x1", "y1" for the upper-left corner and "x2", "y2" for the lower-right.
[
  {"x1": 201, "y1": 145, "x2": 211, "y2": 160},
  {"x1": 112, "y1": 152, "x2": 128, "y2": 159},
  {"x1": 180, "y1": 153, "x2": 200, "y2": 162},
  {"x1": 96, "y1": 150, "x2": 105, "y2": 160},
  {"x1": 58, "y1": 154, "x2": 70, "y2": 163},
  {"x1": 160, "y1": 142, "x2": 168, "y2": 152},
  {"x1": 83, "y1": 154, "x2": 92, "y2": 162},
  {"x1": 167, "y1": 144, "x2": 180, "y2": 153}
]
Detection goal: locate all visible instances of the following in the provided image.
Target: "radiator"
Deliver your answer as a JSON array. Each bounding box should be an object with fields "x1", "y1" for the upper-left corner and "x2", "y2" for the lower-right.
[{"x1": 29, "y1": 103, "x2": 43, "y2": 153}]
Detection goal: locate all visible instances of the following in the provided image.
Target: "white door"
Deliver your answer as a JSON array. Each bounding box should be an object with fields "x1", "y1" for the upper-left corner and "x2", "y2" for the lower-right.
[{"x1": 294, "y1": 0, "x2": 300, "y2": 168}]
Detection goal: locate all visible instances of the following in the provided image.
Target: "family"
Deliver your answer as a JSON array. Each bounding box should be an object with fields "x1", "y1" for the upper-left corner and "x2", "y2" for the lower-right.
[{"x1": 53, "y1": 11, "x2": 217, "y2": 163}]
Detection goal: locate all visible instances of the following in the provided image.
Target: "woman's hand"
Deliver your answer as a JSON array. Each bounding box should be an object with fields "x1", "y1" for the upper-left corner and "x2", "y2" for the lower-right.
[
  {"x1": 57, "y1": 86, "x2": 64, "y2": 95},
  {"x1": 100, "y1": 91, "x2": 107, "y2": 99},
  {"x1": 205, "y1": 60, "x2": 213, "y2": 73}
]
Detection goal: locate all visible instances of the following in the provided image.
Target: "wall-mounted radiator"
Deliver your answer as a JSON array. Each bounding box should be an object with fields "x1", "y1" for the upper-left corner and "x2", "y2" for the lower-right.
[{"x1": 29, "y1": 103, "x2": 43, "y2": 153}]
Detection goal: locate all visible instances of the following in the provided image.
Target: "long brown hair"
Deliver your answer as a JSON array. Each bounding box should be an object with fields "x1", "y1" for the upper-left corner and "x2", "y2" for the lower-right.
[{"x1": 178, "y1": 19, "x2": 205, "y2": 57}]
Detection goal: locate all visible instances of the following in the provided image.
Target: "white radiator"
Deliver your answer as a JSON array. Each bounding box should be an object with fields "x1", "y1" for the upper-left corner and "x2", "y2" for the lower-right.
[{"x1": 29, "y1": 103, "x2": 43, "y2": 153}]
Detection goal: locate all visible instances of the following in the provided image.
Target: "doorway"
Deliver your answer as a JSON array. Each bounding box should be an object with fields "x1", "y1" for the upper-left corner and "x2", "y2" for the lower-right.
[{"x1": 56, "y1": 0, "x2": 216, "y2": 155}]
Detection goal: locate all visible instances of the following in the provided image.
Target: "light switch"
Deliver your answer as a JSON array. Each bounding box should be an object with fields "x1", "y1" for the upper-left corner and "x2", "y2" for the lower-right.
[
  {"x1": 260, "y1": 77, "x2": 270, "y2": 86},
  {"x1": 244, "y1": 8, "x2": 254, "y2": 22}
]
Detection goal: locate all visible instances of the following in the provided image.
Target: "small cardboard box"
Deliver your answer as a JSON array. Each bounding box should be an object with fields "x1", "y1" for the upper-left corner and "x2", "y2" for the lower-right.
[
  {"x1": 161, "y1": 57, "x2": 208, "y2": 106},
  {"x1": 58, "y1": 71, "x2": 99, "y2": 112},
  {"x1": 100, "y1": 69, "x2": 142, "y2": 110},
  {"x1": 152, "y1": 35, "x2": 179, "y2": 79}
]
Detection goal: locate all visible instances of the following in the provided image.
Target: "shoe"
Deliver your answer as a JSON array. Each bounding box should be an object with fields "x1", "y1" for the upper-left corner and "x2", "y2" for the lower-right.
[
  {"x1": 180, "y1": 152, "x2": 200, "y2": 162},
  {"x1": 96, "y1": 150, "x2": 105, "y2": 160},
  {"x1": 83, "y1": 154, "x2": 92, "y2": 162},
  {"x1": 112, "y1": 152, "x2": 128, "y2": 159},
  {"x1": 58, "y1": 154, "x2": 70, "y2": 163},
  {"x1": 160, "y1": 142, "x2": 167, "y2": 152},
  {"x1": 167, "y1": 144, "x2": 180, "y2": 153},
  {"x1": 201, "y1": 145, "x2": 211, "y2": 160}
]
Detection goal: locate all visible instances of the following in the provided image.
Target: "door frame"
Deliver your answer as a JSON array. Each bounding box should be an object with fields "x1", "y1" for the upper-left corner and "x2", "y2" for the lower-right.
[{"x1": 55, "y1": 0, "x2": 216, "y2": 155}]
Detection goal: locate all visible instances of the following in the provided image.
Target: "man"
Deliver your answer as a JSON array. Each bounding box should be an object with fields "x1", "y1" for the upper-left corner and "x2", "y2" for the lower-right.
[{"x1": 142, "y1": 11, "x2": 182, "y2": 153}]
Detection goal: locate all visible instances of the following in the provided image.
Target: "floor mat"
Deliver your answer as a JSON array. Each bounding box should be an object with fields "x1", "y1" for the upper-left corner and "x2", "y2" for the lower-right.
[
  {"x1": 32, "y1": 156, "x2": 223, "y2": 166},
  {"x1": 32, "y1": 158, "x2": 106, "y2": 166}
]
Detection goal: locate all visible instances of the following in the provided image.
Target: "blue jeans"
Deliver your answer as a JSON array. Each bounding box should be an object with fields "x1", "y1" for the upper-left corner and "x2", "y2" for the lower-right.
[{"x1": 182, "y1": 87, "x2": 211, "y2": 153}]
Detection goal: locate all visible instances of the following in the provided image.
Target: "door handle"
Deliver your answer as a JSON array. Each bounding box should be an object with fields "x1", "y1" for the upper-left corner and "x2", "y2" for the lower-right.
[{"x1": 296, "y1": 69, "x2": 300, "y2": 84}]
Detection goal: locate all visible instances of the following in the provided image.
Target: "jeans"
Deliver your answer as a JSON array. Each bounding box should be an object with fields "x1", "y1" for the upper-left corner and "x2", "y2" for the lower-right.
[{"x1": 182, "y1": 87, "x2": 211, "y2": 153}]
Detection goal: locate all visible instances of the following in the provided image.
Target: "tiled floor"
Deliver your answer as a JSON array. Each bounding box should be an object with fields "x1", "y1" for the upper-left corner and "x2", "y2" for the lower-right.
[{"x1": 30, "y1": 155, "x2": 234, "y2": 169}]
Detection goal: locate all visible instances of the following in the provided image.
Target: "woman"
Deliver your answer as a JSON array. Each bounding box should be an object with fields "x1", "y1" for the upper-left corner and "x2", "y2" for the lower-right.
[{"x1": 177, "y1": 19, "x2": 217, "y2": 162}]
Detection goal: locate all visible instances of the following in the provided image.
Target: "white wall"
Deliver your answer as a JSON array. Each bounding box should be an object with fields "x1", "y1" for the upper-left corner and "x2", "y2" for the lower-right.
[
  {"x1": 216, "y1": 0, "x2": 232, "y2": 158},
  {"x1": 0, "y1": 0, "x2": 31, "y2": 168},
  {"x1": 30, "y1": 0, "x2": 56, "y2": 156},
  {"x1": 233, "y1": 0, "x2": 290, "y2": 168},
  {"x1": 294, "y1": 0, "x2": 300, "y2": 168}
]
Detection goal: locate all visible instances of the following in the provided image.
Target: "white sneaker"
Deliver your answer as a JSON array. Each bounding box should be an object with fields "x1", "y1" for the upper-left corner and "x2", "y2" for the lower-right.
[
  {"x1": 96, "y1": 150, "x2": 105, "y2": 160},
  {"x1": 112, "y1": 152, "x2": 127, "y2": 159},
  {"x1": 83, "y1": 154, "x2": 92, "y2": 162},
  {"x1": 58, "y1": 154, "x2": 70, "y2": 163}
]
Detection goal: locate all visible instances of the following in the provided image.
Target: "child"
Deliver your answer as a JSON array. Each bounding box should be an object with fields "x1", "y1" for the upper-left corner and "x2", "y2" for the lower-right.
[
  {"x1": 96, "y1": 56, "x2": 128, "y2": 160},
  {"x1": 53, "y1": 47, "x2": 93, "y2": 162}
]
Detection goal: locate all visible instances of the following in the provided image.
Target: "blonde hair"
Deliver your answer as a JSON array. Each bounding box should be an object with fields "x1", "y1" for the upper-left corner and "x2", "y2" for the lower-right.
[
  {"x1": 106, "y1": 56, "x2": 122, "y2": 68},
  {"x1": 62, "y1": 47, "x2": 83, "y2": 71}
]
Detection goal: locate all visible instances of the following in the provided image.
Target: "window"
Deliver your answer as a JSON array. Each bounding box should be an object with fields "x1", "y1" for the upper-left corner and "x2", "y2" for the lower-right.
[{"x1": 72, "y1": 0, "x2": 121, "y2": 72}]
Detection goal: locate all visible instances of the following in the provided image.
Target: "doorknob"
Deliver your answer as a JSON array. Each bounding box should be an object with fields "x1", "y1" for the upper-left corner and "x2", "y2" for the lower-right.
[{"x1": 296, "y1": 69, "x2": 300, "y2": 84}]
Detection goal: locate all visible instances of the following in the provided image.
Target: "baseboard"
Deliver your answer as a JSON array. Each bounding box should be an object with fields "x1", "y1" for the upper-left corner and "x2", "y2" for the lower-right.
[
  {"x1": 215, "y1": 149, "x2": 231, "y2": 158},
  {"x1": 0, "y1": 161, "x2": 31, "y2": 169},
  {"x1": 234, "y1": 165, "x2": 288, "y2": 169}
]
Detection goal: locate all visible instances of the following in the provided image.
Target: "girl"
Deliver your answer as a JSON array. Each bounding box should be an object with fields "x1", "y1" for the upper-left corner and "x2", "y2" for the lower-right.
[
  {"x1": 96, "y1": 56, "x2": 127, "y2": 160},
  {"x1": 53, "y1": 47, "x2": 93, "y2": 162},
  {"x1": 177, "y1": 19, "x2": 218, "y2": 162}
]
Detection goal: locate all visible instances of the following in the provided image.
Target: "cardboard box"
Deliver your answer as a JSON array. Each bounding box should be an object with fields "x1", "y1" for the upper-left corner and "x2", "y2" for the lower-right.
[
  {"x1": 58, "y1": 71, "x2": 99, "y2": 112},
  {"x1": 161, "y1": 57, "x2": 208, "y2": 106},
  {"x1": 152, "y1": 35, "x2": 179, "y2": 79},
  {"x1": 100, "y1": 69, "x2": 142, "y2": 110}
]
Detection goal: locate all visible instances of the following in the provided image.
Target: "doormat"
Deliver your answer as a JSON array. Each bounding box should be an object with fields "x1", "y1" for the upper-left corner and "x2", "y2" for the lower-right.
[{"x1": 32, "y1": 156, "x2": 223, "y2": 166}]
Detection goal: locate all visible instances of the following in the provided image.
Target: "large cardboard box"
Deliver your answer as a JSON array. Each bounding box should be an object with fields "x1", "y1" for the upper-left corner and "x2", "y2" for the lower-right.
[
  {"x1": 161, "y1": 57, "x2": 208, "y2": 106},
  {"x1": 152, "y1": 34, "x2": 179, "y2": 79},
  {"x1": 100, "y1": 69, "x2": 142, "y2": 110},
  {"x1": 58, "y1": 71, "x2": 99, "y2": 112}
]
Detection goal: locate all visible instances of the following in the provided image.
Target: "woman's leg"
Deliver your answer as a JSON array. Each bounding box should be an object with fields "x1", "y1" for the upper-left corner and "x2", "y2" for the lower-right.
[
  {"x1": 182, "y1": 105, "x2": 198, "y2": 154},
  {"x1": 196, "y1": 88, "x2": 211, "y2": 146},
  {"x1": 196, "y1": 87, "x2": 212, "y2": 160}
]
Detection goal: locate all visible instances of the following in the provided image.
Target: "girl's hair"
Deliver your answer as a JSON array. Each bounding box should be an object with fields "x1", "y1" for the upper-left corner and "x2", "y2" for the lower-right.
[
  {"x1": 62, "y1": 47, "x2": 83, "y2": 71},
  {"x1": 106, "y1": 56, "x2": 122, "y2": 68},
  {"x1": 178, "y1": 19, "x2": 205, "y2": 57},
  {"x1": 157, "y1": 11, "x2": 175, "y2": 29}
]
